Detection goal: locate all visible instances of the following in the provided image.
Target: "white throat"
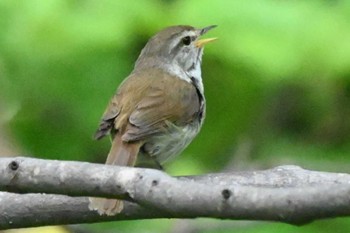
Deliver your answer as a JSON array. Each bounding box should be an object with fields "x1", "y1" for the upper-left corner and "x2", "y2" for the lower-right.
[{"x1": 163, "y1": 62, "x2": 204, "y2": 94}]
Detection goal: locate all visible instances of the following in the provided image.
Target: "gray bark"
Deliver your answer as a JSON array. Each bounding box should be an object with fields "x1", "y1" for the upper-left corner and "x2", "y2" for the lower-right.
[{"x1": 1, "y1": 157, "x2": 350, "y2": 229}]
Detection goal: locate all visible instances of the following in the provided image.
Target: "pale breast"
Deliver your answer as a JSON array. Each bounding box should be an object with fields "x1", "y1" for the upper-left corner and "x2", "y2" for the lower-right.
[{"x1": 141, "y1": 120, "x2": 202, "y2": 165}]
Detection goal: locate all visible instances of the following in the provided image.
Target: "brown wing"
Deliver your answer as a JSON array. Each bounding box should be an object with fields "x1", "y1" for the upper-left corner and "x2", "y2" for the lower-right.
[
  {"x1": 94, "y1": 94, "x2": 121, "y2": 140},
  {"x1": 95, "y1": 68, "x2": 201, "y2": 142},
  {"x1": 121, "y1": 68, "x2": 201, "y2": 142}
]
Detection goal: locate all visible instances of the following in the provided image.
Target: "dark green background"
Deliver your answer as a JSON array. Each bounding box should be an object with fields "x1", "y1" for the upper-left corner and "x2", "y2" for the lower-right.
[{"x1": 1, "y1": 0, "x2": 350, "y2": 232}]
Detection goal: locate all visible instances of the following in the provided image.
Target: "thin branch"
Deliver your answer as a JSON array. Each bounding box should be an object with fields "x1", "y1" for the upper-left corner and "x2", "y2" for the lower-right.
[{"x1": 1, "y1": 157, "x2": 350, "y2": 229}]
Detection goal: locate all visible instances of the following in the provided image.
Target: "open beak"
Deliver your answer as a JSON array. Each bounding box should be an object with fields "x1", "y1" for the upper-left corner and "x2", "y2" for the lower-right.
[
  {"x1": 195, "y1": 25, "x2": 217, "y2": 48},
  {"x1": 194, "y1": 37, "x2": 217, "y2": 48}
]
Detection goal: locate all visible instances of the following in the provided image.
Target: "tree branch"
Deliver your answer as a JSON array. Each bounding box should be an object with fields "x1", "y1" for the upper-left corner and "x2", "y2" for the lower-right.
[{"x1": 1, "y1": 157, "x2": 350, "y2": 229}]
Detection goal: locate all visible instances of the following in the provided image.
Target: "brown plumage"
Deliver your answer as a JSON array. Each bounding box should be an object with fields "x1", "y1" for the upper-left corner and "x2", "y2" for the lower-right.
[{"x1": 89, "y1": 25, "x2": 216, "y2": 215}]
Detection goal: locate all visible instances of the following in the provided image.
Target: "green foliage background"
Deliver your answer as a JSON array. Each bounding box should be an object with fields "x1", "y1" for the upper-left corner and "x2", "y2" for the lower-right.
[{"x1": 1, "y1": 0, "x2": 350, "y2": 232}]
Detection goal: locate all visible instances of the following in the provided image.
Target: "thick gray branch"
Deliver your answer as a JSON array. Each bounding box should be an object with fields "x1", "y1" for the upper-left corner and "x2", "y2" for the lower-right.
[{"x1": 1, "y1": 157, "x2": 350, "y2": 229}]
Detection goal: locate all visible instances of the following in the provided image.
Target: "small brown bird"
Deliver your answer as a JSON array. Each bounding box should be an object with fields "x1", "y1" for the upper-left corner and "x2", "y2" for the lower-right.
[{"x1": 89, "y1": 25, "x2": 216, "y2": 215}]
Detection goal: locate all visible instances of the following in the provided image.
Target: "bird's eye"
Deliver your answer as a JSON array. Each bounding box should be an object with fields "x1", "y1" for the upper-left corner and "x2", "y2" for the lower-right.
[{"x1": 182, "y1": 36, "x2": 191, "y2": 46}]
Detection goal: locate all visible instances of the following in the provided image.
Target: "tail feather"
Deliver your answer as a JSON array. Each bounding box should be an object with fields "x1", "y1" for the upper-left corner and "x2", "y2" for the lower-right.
[
  {"x1": 89, "y1": 134, "x2": 141, "y2": 216},
  {"x1": 88, "y1": 197, "x2": 124, "y2": 216}
]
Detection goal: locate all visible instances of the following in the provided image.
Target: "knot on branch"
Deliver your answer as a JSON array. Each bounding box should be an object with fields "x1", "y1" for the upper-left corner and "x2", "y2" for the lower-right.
[
  {"x1": 221, "y1": 189, "x2": 231, "y2": 200},
  {"x1": 8, "y1": 161, "x2": 19, "y2": 171}
]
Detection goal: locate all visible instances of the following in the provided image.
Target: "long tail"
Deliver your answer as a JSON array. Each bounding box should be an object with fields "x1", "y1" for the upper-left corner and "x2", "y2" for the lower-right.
[{"x1": 89, "y1": 134, "x2": 141, "y2": 216}]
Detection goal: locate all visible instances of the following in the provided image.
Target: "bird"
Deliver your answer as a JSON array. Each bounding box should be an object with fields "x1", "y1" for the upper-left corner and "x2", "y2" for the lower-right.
[{"x1": 89, "y1": 25, "x2": 216, "y2": 215}]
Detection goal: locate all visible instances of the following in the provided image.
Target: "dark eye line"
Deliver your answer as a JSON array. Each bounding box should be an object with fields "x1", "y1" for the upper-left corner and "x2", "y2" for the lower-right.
[{"x1": 171, "y1": 35, "x2": 197, "y2": 54}]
